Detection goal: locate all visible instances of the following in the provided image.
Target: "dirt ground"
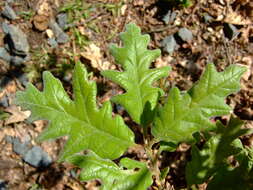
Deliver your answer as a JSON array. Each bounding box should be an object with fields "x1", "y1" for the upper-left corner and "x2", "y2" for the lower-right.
[{"x1": 0, "y1": 0, "x2": 252, "y2": 189}]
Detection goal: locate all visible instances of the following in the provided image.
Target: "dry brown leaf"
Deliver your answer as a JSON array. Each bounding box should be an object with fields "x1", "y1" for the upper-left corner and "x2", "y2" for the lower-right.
[
  {"x1": 4, "y1": 106, "x2": 30, "y2": 125},
  {"x1": 80, "y1": 43, "x2": 113, "y2": 71},
  {"x1": 36, "y1": 0, "x2": 53, "y2": 17},
  {"x1": 224, "y1": 10, "x2": 252, "y2": 24},
  {"x1": 224, "y1": 1, "x2": 253, "y2": 24},
  {"x1": 33, "y1": 14, "x2": 49, "y2": 31}
]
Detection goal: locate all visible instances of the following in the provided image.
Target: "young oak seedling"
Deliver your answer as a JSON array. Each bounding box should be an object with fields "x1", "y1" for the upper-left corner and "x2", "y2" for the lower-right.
[{"x1": 16, "y1": 23, "x2": 251, "y2": 190}]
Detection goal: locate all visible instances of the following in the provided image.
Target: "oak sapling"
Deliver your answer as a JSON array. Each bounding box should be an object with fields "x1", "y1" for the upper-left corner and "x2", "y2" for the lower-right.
[{"x1": 17, "y1": 23, "x2": 251, "y2": 190}]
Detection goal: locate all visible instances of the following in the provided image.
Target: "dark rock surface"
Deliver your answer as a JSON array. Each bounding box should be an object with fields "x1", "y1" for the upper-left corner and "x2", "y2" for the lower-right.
[
  {"x1": 223, "y1": 23, "x2": 240, "y2": 40},
  {"x1": 0, "y1": 179, "x2": 7, "y2": 190},
  {"x1": 10, "y1": 55, "x2": 29, "y2": 66},
  {"x1": 1, "y1": 4, "x2": 17, "y2": 20},
  {"x1": 3, "y1": 24, "x2": 29, "y2": 56}
]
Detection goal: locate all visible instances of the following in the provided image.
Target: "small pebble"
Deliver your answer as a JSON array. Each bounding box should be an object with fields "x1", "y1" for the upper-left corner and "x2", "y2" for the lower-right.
[
  {"x1": 56, "y1": 32, "x2": 69, "y2": 44},
  {"x1": 0, "y1": 179, "x2": 7, "y2": 190},
  {"x1": 116, "y1": 104, "x2": 124, "y2": 113},
  {"x1": 12, "y1": 138, "x2": 30, "y2": 157},
  {"x1": 56, "y1": 13, "x2": 68, "y2": 30},
  {"x1": 49, "y1": 20, "x2": 69, "y2": 44},
  {"x1": 47, "y1": 38, "x2": 58, "y2": 48},
  {"x1": 162, "y1": 10, "x2": 177, "y2": 24},
  {"x1": 223, "y1": 23, "x2": 240, "y2": 40},
  {"x1": 23, "y1": 146, "x2": 52, "y2": 168},
  {"x1": 203, "y1": 13, "x2": 214, "y2": 23},
  {"x1": 17, "y1": 73, "x2": 29, "y2": 86},
  {"x1": 0, "y1": 95, "x2": 9, "y2": 107},
  {"x1": 161, "y1": 35, "x2": 178, "y2": 54},
  {"x1": 1, "y1": 4, "x2": 17, "y2": 20},
  {"x1": 3, "y1": 24, "x2": 29, "y2": 56},
  {"x1": 178, "y1": 27, "x2": 193, "y2": 42}
]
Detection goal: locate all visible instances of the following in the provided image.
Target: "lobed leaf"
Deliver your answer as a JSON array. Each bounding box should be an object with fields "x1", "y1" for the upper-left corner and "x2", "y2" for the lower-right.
[
  {"x1": 67, "y1": 151, "x2": 152, "y2": 190},
  {"x1": 101, "y1": 23, "x2": 170, "y2": 125},
  {"x1": 16, "y1": 62, "x2": 135, "y2": 161},
  {"x1": 152, "y1": 63, "x2": 246, "y2": 144},
  {"x1": 186, "y1": 117, "x2": 250, "y2": 186},
  {"x1": 206, "y1": 146, "x2": 253, "y2": 190}
]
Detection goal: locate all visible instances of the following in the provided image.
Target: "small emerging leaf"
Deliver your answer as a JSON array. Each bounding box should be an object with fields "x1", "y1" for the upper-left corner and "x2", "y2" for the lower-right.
[
  {"x1": 67, "y1": 151, "x2": 153, "y2": 190},
  {"x1": 102, "y1": 23, "x2": 170, "y2": 125},
  {"x1": 16, "y1": 62, "x2": 135, "y2": 161},
  {"x1": 152, "y1": 63, "x2": 246, "y2": 144}
]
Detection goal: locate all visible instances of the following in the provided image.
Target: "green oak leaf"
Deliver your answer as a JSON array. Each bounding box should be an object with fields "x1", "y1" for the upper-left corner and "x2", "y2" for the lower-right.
[
  {"x1": 152, "y1": 63, "x2": 246, "y2": 144},
  {"x1": 101, "y1": 23, "x2": 170, "y2": 125},
  {"x1": 207, "y1": 146, "x2": 253, "y2": 190},
  {"x1": 186, "y1": 117, "x2": 250, "y2": 186},
  {"x1": 16, "y1": 62, "x2": 135, "y2": 161},
  {"x1": 67, "y1": 151, "x2": 152, "y2": 190}
]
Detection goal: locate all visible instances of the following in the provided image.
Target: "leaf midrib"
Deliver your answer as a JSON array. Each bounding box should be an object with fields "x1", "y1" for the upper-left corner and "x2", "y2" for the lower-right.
[
  {"x1": 159, "y1": 71, "x2": 239, "y2": 139},
  {"x1": 19, "y1": 100, "x2": 132, "y2": 145}
]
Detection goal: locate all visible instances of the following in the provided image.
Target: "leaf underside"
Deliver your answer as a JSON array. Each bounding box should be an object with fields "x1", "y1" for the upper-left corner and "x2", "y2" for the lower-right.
[
  {"x1": 67, "y1": 151, "x2": 152, "y2": 190},
  {"x1": 152, "y1": 63, "x2": 246, "y2": 144},
  {"x1": 16, "y1": 62, "x2": 135, "y2": 161},
  {"x1": 101, "y1": 23, "x2": 170, "y2": 125}
]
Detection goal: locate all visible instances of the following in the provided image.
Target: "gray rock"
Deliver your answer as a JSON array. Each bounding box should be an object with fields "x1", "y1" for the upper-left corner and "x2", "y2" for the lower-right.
[
  {"x1": 17, "y1": 73, "x2": 29, "y2": 86},
  {"x1": 0, "y1": 95, "x2": 9, "y2": 107},
  {"x1": 5, "y1": 136, "x2": 30, "y2": 157},
  {"x1": 223, "y1": 23, "x2": 239, "y2": 40},
  {"x1": 57, "y1": 32, "x2": 69, "y2": 44},
  {"x1": 178, "y1": 28, "x2": 193, "y2": 42},
  {"x1": 13, "y1": 138, "x2": 30, "y2": 157},
  {"x1": 0, "y1": 47, "x2": 11, "y2": 62},
  {"x1": 23, "y1": 146, "x2": 52, "y2": 168},
  {"x1": 0, "y1": 179, "x2": 7, "y2": 190},
  {"x1": 49, "y1": 20, "x2": 69, "y2": 44},
  {"x1": 161, "y1": 35, "x2": 178, "y2": 54},
  {"x1": 56, "y1": 13, "x2": 68, "y2": 30},
  {"x1": 3, "y1": 24, "x2": 29, "y2": 56},
  {"x1": 0, "y1": 76, "x2": 12, "y2": 88},
  {"x1": 162, "y1": 10, "x2": 177, "y2": 25},
  {"x1": 1, "y1": 23, "x2": 10, "y2": 34},
  {"x1": 10, "y1": 55, "x2": 29, "y2": 65},
  {"x1": 47, "y1": 38, "x2": 58, "y2": 48},
  {"x1": 1, "y1": 4, "x2": 17, "y2": 20},
  {"x1": 203, "y1": 13, "x2": 214, "y2": 23}
]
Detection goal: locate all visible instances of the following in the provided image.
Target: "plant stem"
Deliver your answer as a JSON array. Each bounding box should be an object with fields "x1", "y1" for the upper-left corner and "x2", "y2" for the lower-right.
[{"x1": 143, "y1": 129, "x2": 163, "y2": 190}]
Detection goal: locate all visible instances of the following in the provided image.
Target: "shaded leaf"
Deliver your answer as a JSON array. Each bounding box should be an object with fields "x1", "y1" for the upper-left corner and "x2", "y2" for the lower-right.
[
  {"x1": 16, "y1": 62, "x2": 135, "y2": 161},
  {"x1": 67, "y1": 151, "x2": 152, "y2": 190},
  {"x1": 102, "y1": 23, "x2": 170, "y2": 124},
  {"x1": 186, "y1": 117, "x2": 250, "y2": 186},
  {"x1": 152, "y1": 63, "x2": 246, "y2": 144}
]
